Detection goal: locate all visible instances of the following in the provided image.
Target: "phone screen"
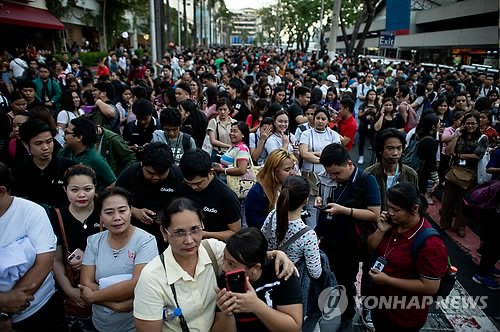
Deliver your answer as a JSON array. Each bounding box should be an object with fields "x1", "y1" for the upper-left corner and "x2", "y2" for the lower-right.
[{"x1": 225, "y1": 269, "x2": 247, "y2": 293}]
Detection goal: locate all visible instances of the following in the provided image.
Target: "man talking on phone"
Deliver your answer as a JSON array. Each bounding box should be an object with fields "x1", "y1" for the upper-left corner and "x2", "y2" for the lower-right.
[{"x1": 314, "y1": 143, "x2": 381, "y2": 331}]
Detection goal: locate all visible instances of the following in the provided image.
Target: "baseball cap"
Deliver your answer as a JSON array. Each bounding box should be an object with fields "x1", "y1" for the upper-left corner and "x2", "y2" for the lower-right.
[{"x1": 327, "y1": 75, "x2": 338, "y2": 83}]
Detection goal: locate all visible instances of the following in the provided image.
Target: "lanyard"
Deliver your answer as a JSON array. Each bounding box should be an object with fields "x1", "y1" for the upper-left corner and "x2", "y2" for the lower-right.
[{"x1": 385, "y1": 163, "x2": 399, "y2": 191}]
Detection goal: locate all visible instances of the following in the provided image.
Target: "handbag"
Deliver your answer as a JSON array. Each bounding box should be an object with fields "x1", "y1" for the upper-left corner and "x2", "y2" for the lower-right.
[
  {"x1": 226, "y1": 157, "x2": 262, "y2": 199},
  {"x1": 477, "y1": 135, "x2": 492, "y2": 184},
  {"x1": 445, "y1": 165, "x2": 475, "y2": 190},
  {"x1": 201, "y1": 134, "x2": 212, "y2": 155},
  {"x1": 55, "y1": 208, "x2": 92, "y2": 317}
]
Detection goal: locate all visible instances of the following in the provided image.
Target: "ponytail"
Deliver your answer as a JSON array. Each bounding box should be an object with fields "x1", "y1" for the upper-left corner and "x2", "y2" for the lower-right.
[{"x1": 276, "y1": 187, "x2": 290, "y2": 244}]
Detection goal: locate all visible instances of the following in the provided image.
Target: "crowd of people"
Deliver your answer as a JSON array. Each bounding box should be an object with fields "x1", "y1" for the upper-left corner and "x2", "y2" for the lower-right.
[{"x1": 0, "y1": 44, "x2": 499, "y2": 332}]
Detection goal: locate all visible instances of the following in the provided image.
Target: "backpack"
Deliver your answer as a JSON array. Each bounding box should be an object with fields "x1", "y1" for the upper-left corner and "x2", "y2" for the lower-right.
[
  {"x1": 411, "y1": 227, "x2": 455, "y2": 301},
  {"x1": 463, "y1": 180, "x2": 500, "y2": 210},
  {"x1": 181, "y1": 133, "x2": 192, "y2": 152},
  {"x1": 400, "y1": 101, "x2": 418, "y2": 131},
  {"x1": 402, "y1": 134, "x2": 433, "y2": 172}
]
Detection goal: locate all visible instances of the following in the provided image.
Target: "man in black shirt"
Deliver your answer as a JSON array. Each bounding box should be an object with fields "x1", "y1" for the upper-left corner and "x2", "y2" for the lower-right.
[
  {"x1": 116, "y1": 142, "x2": 183, "y2": 250},
  {"x1": 12, "y1": 119, "x2": 76, "y2": 207},
  {"x1": 179, "y1": 148, "x2": 241, "y2": 241},
  {"x1": 227, "y1": 82, "x2": 248, "y2": 122},
  {"x1": 123, "y1": 99, "x2": 160, "y2": 160},
  {"x1": 287, "y1": 86, "x2": 310, "y2": 134}
]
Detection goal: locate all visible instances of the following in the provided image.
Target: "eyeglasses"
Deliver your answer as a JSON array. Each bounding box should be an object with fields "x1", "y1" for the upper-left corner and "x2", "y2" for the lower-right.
[
  {"x1": 164, "y1": 223, "x2": 204, "y2": 238},
  {"x1": 64, "y1": 131, "x2": 75, "y2": 136}
]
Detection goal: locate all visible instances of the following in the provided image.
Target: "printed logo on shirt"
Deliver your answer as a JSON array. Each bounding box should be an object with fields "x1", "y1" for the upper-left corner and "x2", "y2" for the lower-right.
[
  {"x1": 160, "y1": 187, "x2": 174, "y2": 192},
  {"x1": 127, "y1": 250, "x2": 136, "y2": 265},
  {"x1": 203, "y1": 207, "x2": 218, "y2": 214}
]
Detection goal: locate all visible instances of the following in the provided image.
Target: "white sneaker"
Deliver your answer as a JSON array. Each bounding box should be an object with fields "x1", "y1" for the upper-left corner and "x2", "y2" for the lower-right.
[{"x1": 358, "y1": 156, "x2": 364, "y2": 165}]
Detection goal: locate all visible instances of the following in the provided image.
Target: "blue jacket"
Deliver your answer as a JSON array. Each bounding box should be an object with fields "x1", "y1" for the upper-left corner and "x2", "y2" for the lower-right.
[{"x1": 245, "y1": 182, "x2": 270, "y2": 228}]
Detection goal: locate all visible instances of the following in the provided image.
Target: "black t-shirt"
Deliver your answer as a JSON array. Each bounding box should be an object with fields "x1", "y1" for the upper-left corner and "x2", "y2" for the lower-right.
[
  {"x1": 216, "y1": 261, "x2": 302, "y2": 332},
  {"x1": 116, "y1": 162, "x2": 184, "y2": 214},
  {"x1": 12, "y1": 155, "x2": 77, "y2": 207},
  {"x1": 231, "y1": 98, "x2": 248, "y2": 123},
  {"x1": 178, "y1": 176, "x2": 241, "y2": 232},
  {"x1": 50, "y1": 203, "x2": 101, "y2": 252},
  {"x1": 123, "y1": 117, "x2": 160, "y2": 147},
  {"x1": 26, "y1": 98, "x2": 43, "y2": 111},
  {"x1": 287, "y1": 101, "x2": 304, "y2": 134}
]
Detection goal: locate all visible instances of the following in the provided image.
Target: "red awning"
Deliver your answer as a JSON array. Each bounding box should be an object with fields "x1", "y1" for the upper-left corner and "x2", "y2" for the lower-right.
[{"x1": 0, "y1": 2, "x2": 64, "y2": 30}]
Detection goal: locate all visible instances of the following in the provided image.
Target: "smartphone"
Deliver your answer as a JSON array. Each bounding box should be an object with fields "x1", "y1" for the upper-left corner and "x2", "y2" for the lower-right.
[
  {"x1": 136, "y1": 146, "x2": 144, "y2": 149},
  {"x1": 68, "y1": 248, "x2": 84, "y2": 263},
  {"x1": 315, "y1": 205, "x2": 329, "y2": 211},
  {"x1": 225, "y1": 269, "x2": 247, "y2": 293},
  {"x1": 151, "y1": 214, "x2": 162, "y2": 224},
  {"x1": 385, "y1": 214, "x2": 392, "y2": 225}
]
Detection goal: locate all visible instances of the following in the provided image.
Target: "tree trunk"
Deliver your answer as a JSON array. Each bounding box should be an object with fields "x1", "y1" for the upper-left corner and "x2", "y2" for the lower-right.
[
  {"x1": 166, "y1": 0, "x2": 172, "y2": 43},
  {"x1": 353, "y1": 0, "x2": 376, "y2": 58},
  {"x1": 183, "y1": 0, "x2": 188, "y2": 48},
  {"x1": 208, "y1": 2, "x2": 212, "y2": 45},
  {"x1": 102, "y1": 0, "x2": 107, "y2": 51},
  {"x1": 200, "y1": 0, "x2": 204, "y2": 46}
]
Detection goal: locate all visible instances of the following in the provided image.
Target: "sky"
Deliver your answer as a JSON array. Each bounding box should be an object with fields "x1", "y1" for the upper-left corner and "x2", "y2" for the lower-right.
[{"x1": 225, "y1": 0, "x2": 272, "y2": 10}]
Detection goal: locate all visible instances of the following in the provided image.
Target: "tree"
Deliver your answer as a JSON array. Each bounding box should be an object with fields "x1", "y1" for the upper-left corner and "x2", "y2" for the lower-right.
[
  {"x1": 166, "y1": 0, "x2": 172, "y2": 44},
  {"x1": 339, "y1": 0, "x2": 382, "y2": 58},
  {"x1": 183, "y1": 0, "x2": 188, "y2": 47},
  {"x1": 193, "y1": 0, "x2": 197, "y2": 47}
]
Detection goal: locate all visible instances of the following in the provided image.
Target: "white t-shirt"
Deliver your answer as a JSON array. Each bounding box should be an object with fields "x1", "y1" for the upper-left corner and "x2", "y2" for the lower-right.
[
  {"x1": 294, "y1": 122, "x2": 312, "y2": 145},
  {"x1": 0, "y1": 197, "x2": 57, "y2": 323},
  {"x1": 56, "y1": 109, "x2": 85, "y2": 127},
  {"x1": 264, "y1": 133, "x2": 295, "y2": 156},
  {"x1": 299, "y1": 128, "x2": 341, "y2": 173},
  {"x1": 10, "y1": 58, "x2": 27, "y2": 78},
  {"x1": 249, "y1": 129, "x2": 267, "y2": 166}
]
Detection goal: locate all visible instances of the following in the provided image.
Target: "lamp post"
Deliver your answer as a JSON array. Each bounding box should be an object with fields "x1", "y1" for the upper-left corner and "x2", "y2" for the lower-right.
[
  {"x1": 411, "y1": 49, "x2": 417, "y2": 62},
  {"x1": 177, "y1": 0, "x2": 181, "y2": 48}
]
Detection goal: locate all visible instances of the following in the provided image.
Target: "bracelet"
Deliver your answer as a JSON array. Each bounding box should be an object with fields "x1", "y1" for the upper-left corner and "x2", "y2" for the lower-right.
[
  {"x1": 350, "y1": 208, "x2": 353, "y2": 218},
  {"x1": 224, "y1": 168, "x2": 227, "y2": 175}
]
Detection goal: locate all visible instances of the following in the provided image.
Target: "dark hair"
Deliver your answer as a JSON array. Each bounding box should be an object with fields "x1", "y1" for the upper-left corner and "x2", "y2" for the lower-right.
[
  {"x1": 131, "y1": 86, "x2": 147, "y2": 100},
  {"x1": 453, "y1": 111, "x2": 465, "y2": 121},
  {"x1": 0, "y1": 162, "x2": 12, "y2": 191},
  {"x1": 96, "y1": 186, "x2": 133, "y2": 213},
  {"x1": 179, "y1": 148, "x2": 212, "y2": 181},
  {"x1": 63, "y1": 164, "x2": 97, "y2": 187},
  {"x1": 384, "y1": 85, "x2": 397, "y2": 99},
  {"x1": 160, "y1": 197, "x2": 204, "y2": 229},
  {"x1": 93, "y1": 82, "x2": 115, "y2": 100},
  {"x1": 417, "y1": 114, "x2": 440, "y2": 138},
  {"x1": 266, "y1": 103, "x2": 284, "y2": 118},
  {"x1": 398, "y1": 85, "x2": 410, "y2": 98},
  {"x1": 71, "y1": 117, "x2": 97, "y2": 147},
  {"x1": 250, "y1": 99, "x2": 269, "y2": 126},
  {"x1": 9, "y1": 91, "x2": 27, "y2": 103},
  {"x1": 276, "y1": 176, "x2": 310, "y2": 243},
  {"x1": 480, "y1": 110, "x2": 492, "y2": 125},
  {"x1": 314, "y1": 106, "x2": 331, "y2": 121},
  {"x1": 339, "y1": 97, "x2": 354, "y2": 113},
  {"x1": 295, "y1": 86, "x2": 310, "y2": 98},
  {"x1": 216, "y1": 97, "x2": 232, "y2": 110},
  {"x1": 19, "y1": 119, "x2": 53, "y2": 144},
  {"x1": 226, "y1": 228, "x2": 268, "y2": 268},
  {"x1": 310, "y1": 87, "x2": 323, "y2": 105},
  {"x1": 142, "y1": 142, "x2": 173, "y2": 174},
  {"x1": 232, "y1": 121, "x2": 250, "y2": 147},
  {"x1": 206, "y1": 86, "x2": 218, "y2": 107},
  {"x1": 474, "y1": 97, "x2": 490, "y2": 112},
  {"x1": 20, "y1": 80, "x2": 36, "y2": 90},
  {"x1": 60, "y1": 90, "x2": 79, "y2": 112},
  {"x1": 415, "y1": 83, "x2": 426, "y2": 97},
  {"x1": 271, "y1": 86, "x2": 286, "y2": 104},
  {"x1": 320, "y1": 143, "x2": 350, "y2": 167},
  {"x1": 176, "y1": 82, "x2": 191, "y2": 95},
  {"x1": 160, "y1": 107, "x2": 182, "y2": 127},
  {"x1": 163, "y1": 87, "x2": 177, "y2": 107},
  {"x1": 386, "y1": 182, "x2": 427, "y2": 216},
  {"x1": 132, "y1": 99, "x2": 154, "y2": 118},
  {"x1": 374, "y1": 128, "x2": 406, "y2": 161}
]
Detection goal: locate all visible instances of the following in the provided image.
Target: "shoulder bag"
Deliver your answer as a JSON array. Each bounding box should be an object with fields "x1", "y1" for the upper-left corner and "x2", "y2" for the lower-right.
[
  {"x1": 55, "y1": 208, "x2": 92, "y2": 317},
  {"x1": 226, "y1": 155, "x2": 262, "y2": 199}
]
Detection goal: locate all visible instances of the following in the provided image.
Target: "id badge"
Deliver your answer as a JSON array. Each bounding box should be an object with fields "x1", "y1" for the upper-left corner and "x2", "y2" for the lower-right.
[
  {"x1": 459, "y1": 159, "x2": 466, "y2": 166},
  {"x1": 372, "y1": 256, "x2": 387, "y2": 272}
]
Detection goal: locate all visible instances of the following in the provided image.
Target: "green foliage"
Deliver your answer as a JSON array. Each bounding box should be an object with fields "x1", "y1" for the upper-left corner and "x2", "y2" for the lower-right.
[
  {"x1": 78, "y1": 52, "x2": 108, "y2": 68},
  {"x1": 45, "y1": 0, "x2": 77, "y2": 19}
]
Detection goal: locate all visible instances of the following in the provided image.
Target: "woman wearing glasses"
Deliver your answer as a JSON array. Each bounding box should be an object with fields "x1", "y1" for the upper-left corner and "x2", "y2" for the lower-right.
[
  {"x1": 133, "y1": 197, "x2": 297, "y2": 332},
  {"x1": 79, "y1": 186, "x2": 158, "y2": 332}
]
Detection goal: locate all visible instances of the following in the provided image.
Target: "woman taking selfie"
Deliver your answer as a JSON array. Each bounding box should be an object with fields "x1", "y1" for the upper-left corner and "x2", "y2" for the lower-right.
[
  {"x1": 367, "y1": 182, "x2": 448, "y2": 332},
  {"x1": 79, "y1": 186, "x2": 158, "y2": 332},
  {"x1": 133, "y1": 198, "x2": 296, "y2": 332},
  {"x1": 212, "y1": 228, "x2": 303, "y2": 332}
]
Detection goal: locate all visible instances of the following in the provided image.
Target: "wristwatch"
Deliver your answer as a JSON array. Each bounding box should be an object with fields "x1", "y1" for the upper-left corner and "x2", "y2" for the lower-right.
[{"x1": 0, "y1": 312, "x2": 10, "y2": 321}]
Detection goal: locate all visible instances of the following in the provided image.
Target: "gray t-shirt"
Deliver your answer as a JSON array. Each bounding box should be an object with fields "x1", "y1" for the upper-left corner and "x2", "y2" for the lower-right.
[
  {"x1": 83, "y1": 227, "x2": 158, "y2": 332},
  {"x1": 151, "y1": 130, "x2": 196, "y2": 165}
]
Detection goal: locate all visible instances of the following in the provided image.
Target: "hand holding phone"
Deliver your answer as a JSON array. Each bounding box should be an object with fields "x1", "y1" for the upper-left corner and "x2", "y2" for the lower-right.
[
  {"x1": 68, "y1": 248, "x2": 84, "y2": 269},
  {"x1": 225, "y1": 269, "x2": 247, "y2": 293}
]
